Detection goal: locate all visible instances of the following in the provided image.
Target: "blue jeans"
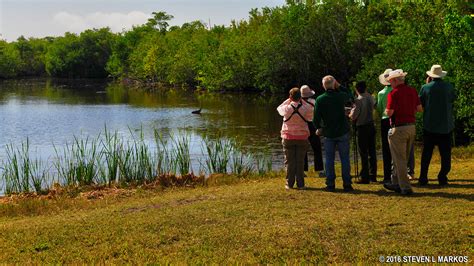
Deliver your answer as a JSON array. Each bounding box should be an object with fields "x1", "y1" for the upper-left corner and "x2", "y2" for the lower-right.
[{"x1": 323, "y1": 133, "x2": 351, "y2": 187}]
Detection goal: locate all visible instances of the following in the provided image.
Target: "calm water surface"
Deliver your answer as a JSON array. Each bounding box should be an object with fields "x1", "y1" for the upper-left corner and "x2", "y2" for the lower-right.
[{"x1": 0, "y1": 79, "x2": 288, "y2": 178}]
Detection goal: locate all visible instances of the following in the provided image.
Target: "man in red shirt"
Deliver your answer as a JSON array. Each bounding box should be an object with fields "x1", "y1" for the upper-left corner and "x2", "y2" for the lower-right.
[{"x1": 384, "y1": 69, "x2": 422, "y2": 195}]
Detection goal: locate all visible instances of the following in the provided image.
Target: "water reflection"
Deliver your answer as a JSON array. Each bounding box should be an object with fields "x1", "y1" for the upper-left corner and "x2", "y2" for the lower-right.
[{"x1": 0, "y1": 79, "x2": 286, "y2": 186}]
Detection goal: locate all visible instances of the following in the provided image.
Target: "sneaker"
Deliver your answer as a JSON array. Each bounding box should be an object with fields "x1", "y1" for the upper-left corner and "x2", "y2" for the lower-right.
[
  {"x1": 400, "y1": 189, "x2": 413, "y2": 195},
  {"x1": 324, "y1": 186, "x2": 336, "y2": 192},
  {"x1": 285, "y1": 184, "x2": 291, "y2": 190},
  {"x1": 343, "y1": 185, "x2": 354, "y2": 192},
  {"x1": 407, "y1": 174, "x2": 415, "y2": 180},
  {"x1": 355, "y1": 179, "x2": 370, "y2": 184},
  {"x1": 297, "y1": 186, "x2": 307, "y2": 190},
  {"x1": 318, "y1": 171, "x2": 326, "y2": 177},
  {"x1": 383, "y1": 183, "x2": 401, "y2": 193},
  {"x1": 370, "y1": 178, "x2": 378, "y2": 183}
]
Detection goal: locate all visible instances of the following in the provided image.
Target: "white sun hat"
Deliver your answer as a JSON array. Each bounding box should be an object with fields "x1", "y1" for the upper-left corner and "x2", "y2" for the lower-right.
[
  {"x1": 300, "y1": 85, "x2": 315, "y2": 98},
  {"x1": 378, "y1": 68, "x2": 393, "y2": 85},
  {"x1": 386, "y1": 69, "x2": 407, "y2": 81},
  {"x1": 426, "y1": 64, "x2": 447, "y2": 78}
]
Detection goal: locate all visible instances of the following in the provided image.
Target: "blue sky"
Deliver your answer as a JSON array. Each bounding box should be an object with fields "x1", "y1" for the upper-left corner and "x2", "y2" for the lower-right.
[{"x1": 0, "y1": 0, "x2": 285, "y2": 41}]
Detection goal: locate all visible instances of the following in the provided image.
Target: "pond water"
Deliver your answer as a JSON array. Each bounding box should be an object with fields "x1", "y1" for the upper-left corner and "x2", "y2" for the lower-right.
[{"x1": 0, "y1": 79, "x2": 295, "y2": 193}]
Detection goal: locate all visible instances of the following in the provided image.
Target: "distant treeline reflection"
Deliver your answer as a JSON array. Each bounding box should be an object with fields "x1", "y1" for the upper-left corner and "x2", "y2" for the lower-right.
[{"x1": 0, "y1": 1, "x2": 471, "y2": 139}]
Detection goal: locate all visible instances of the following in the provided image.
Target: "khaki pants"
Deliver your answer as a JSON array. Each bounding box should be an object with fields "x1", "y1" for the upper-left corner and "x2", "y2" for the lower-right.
[
  {"x1": 282, "y1": 139, "x2": 309, "y2": 188},
  {"x1": 388, "y1": 125, "x2": 416, "y2": 190}
]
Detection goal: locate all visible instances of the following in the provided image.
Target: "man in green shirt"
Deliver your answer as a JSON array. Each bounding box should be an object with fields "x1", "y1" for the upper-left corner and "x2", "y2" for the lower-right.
[
  {"x1": 314, "y1": 75, "x2": 353, "y2": 192},
  {"x1": 419, "y1": 65, "x2": 456, "y2": 186},
  {"x1": 377, "y1": 69, "x2": 393, "y2": 184}
]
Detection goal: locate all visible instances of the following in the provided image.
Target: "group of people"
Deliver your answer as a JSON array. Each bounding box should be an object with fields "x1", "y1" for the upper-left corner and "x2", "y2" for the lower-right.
[{"x1": 277, "y1": 64, "x2": 455, "y2": 195}]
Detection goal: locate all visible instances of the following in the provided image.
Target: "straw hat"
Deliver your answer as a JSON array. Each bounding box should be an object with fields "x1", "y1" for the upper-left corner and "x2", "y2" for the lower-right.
[
  {"x1": 426, "y1": 64, "x2": 447, "y2": 78},
  {"x1": 386, "y1": 69, "x2": 407, "y2": 81},
  {"x1": 300, "y1": 85, "x2": 315, "y2": 98},
  {"x1": 378, "y1": 68, "x2": 392, "y2": 85}
]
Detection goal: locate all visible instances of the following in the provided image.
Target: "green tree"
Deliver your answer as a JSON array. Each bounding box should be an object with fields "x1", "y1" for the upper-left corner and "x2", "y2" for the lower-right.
[
  {"x1": 106, "y1": 25, "x2": 154, "y2": 78},
  {"x1": 12, "y1": 36, "x2": 48, "y2": 76},
  {"x1": 45, "y1": 28, "x2": 115, "y2": 78},
  {"x1": 0, "y1": 40, "x2": 21, "y2": 78},
  {"x1": 356, "y1": 2, "x2": 472, "y2": 141},
  {"x1": 146, "y1": 11, "x2": 174, "y2": 34},
  {"x1": 443, "y1": 12, "x2": 474, "y2": 140}
]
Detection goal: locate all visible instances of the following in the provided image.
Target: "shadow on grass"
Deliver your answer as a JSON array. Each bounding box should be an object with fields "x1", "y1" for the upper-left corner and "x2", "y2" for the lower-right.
[
  {"x1": 367, "y1": 188, "x2": 472, "y2": 201},
  {"x1": 303, "y1": 185, "x2": 474, "y2": 201},
  {"x1": 449, "y1": 179, "x2": 474, "y2": 183},
  {"x1": 412, "y1": 183, "x2": 474, "y2": 189}
]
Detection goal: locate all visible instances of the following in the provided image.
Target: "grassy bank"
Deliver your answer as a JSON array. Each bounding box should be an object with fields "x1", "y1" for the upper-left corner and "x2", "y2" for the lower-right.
[{"x1": 0, "y1": 147, "x2": 472, "y2": 264}]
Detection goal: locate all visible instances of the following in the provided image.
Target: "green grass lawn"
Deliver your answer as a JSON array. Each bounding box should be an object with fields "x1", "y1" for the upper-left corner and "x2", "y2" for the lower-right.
[{"x1": 0, "y1": 147, "x2": 473, "y2": 263}]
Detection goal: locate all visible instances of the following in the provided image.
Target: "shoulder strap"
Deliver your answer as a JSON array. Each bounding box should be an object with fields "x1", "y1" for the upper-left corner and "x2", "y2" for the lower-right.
[
  {"x1": 284, "y1": 102, "x2": 311, "y2": 123},
  {"x1": 303, "y1": 98, "x2": 315, "y2": 107}
]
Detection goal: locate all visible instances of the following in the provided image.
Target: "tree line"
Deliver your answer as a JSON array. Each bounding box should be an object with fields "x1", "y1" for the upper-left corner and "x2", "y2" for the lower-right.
[{"x1": 0, "y1": 0, "x2": 472, "y2": 140}]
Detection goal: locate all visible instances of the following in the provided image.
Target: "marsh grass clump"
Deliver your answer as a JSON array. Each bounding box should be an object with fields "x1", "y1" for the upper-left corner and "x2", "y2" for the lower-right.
[
  {"x1": 30, "y1": 159, "x2": 49, "y2": 194},
  {"x1": 100, "y1": 127, "x2": 121, "y2": 185},
  {"x1": 230, "y1": 149, "x2": 253, "y2": 176},
  {"x1": 54, "y1": 136, "x2": 102, "y2": 186},
  {"x1": 202, "y1": 137, "x2": 233, "y2": 174},
  {"x1": 201, "y1": 136, "x2": 263, "y2": 178},
  {"x1": 153, "y1": 130, "x2": 192, "y2": 176},
  {"x1": 0, "y1": 127, "x2": 275, "y2": 196},
  {"x1": 171, "y1": 132, "x2": 191, "y2": 176},
  {"x1": 2, "y1": 139, "x2": 49, "y2": 194},
  {"x1": 116, "y1": 127, "x2": 155, "y2": 183},
  {"x1": 253, "y1": 151, "x2": 273, "y2": 175},
  {"x1": 153, "y1": 130, "x2": 174, "y2": 175}
]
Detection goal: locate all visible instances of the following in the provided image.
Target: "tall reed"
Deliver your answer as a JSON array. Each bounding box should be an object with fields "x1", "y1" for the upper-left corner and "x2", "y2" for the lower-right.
[
  {"x1": 100, "y1": 127, "x2": 121, "y2": 185},
  {"x1": 114, "y1": 127, "x2": 154, "y2": 183},
  {"x1": 2, "y1": 139, "x2": 48, "y2": 194},
  {"x1": 153, "y1": 130, "x2": 191, "y2": 176},
  {"x1": 154, "y1": 130, "x2": 172, "y2": 175},
  {"x1": 171, "y1": 132, "x2": 191, "y2": 175},
  {"x1": 130, "y1": 127, "x2": 154, "y2": 181},
  {"x1": 254, "y1": 151, "x2": 273, "y2": 175},
  {"x1": 202, "y1": 137, "x2": 233, "y2": 174},
  {"x1": 230, "y1": 149, "x2": 253, "y2": 176},
  {"x1": 54, "y1": 136, "x2": 102, "y2": 186},
  {"x1": 30, "y1": 158, "x2": 48, "y2": 193},
  {"x1": 0, "y1": 126, "x2": 276, "y2": 195},
  {"x1": 3, "y1": 142, "x2": 26, "y2": 194}
]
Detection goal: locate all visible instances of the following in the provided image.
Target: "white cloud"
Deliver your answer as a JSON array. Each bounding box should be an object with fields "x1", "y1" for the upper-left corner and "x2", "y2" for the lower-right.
[
  {"x1": 53, "y1": 11, "x2": 149, "y2": 33},
  {"x1": 0, "y1": 1, "x2": 4, "y2": 40}
]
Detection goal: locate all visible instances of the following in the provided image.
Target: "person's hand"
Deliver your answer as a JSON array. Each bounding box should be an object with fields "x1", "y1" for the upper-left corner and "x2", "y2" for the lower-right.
[
  {"x1": 348, "y1": 107, "x2": 355, "y2": 120},
  {"x1": 316, "y1": 129, "x2": 322, "y2": 136}
]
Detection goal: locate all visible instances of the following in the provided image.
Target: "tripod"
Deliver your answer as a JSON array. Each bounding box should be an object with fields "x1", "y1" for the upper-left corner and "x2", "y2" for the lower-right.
[{"x1": 352, "y1": 124, "x2": 359, "y2": 180}]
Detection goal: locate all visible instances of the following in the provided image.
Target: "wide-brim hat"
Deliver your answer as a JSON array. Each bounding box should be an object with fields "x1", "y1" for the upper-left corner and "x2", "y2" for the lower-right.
[
  {"x1": 300, "y1": 85, "x2": 315, "y2": 98},
  {"x1": 386, "y1": 69, "x2": 407, "y2": 81},
  {"x1": 378, "y1": 68, "x2": 393, "y2": 85},
  {"x1": 426, "y1": 64, "x2": 447, "y2": 78}
]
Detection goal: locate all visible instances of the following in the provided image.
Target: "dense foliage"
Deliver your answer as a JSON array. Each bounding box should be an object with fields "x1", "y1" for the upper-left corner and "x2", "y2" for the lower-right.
[{"x1": 0, "y1": 1, "x2": 472, "y2": 139}]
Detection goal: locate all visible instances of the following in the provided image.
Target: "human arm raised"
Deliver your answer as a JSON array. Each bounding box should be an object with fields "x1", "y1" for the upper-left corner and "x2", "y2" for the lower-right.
[{"x1": 276, "y1": 98, "x2": 292, "y2": 116}]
